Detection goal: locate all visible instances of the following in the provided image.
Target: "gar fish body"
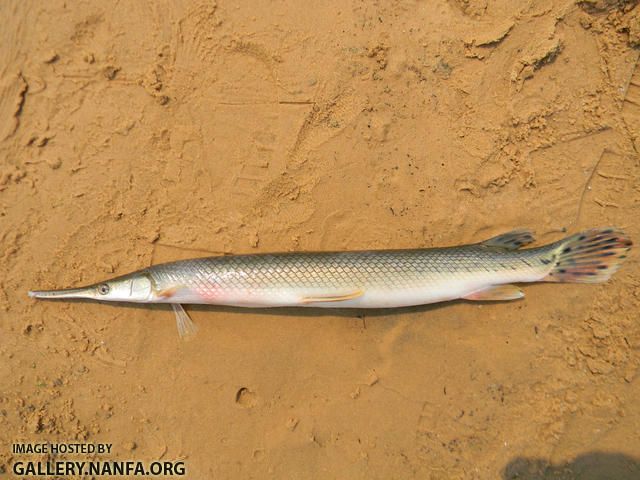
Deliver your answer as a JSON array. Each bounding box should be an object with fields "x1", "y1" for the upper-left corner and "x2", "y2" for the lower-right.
[{"x1": 29, "y1": 227, "x2": 632, "y2": 336}]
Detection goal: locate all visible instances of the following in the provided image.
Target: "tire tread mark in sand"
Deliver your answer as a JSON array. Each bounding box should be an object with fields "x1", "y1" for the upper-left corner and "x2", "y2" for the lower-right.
[
  {"x1": 621, "y1": 51, "x2": 640, "y2": 162},
  {"x1": 250, "y1": 88, "x2": 362, "y2": 213},
  {"x1": 175, "y1": 2, "x2": 223, "y2": 64},
  {"x1": 287, "y1": 87, "x2": 361, "y2": 166},
  {"x1": 229, "y1": 129, "x2": 278, "y2": 199},
  {"x1": 231, "y1": 163, "x2": 273, "y2": 198},
  {"x1": 227, "y1": 40, "x2": 280, "y2": 79},
  {"x1": 575, "y1": 148, "x2": 632, "y2": 226}
]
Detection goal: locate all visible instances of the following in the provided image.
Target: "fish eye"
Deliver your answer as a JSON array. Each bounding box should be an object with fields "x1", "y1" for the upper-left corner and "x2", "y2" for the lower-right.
[{"x1": 98, "y1": 284, "x2": 110, "y2": 295}]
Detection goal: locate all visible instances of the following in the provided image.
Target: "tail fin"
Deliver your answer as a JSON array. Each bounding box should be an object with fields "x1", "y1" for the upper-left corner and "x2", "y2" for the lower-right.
[{"x1": 542, "y1": 227, "x2": 632, "y2": 283}]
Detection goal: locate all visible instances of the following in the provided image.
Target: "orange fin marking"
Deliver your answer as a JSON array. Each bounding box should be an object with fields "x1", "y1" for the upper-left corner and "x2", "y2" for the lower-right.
[
  {"x1": 464, "y1": 284, "x2": 524, "y2": 301},
  {"x1": 302, "y1": 290, "x2": 364, "y2": 304},
  {"x1": 157, "y1": 286, "x2": 185, "y2": 298}
]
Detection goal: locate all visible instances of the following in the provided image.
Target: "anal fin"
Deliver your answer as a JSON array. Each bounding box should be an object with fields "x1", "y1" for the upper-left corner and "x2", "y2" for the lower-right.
[
  {"x1": 302, "y1": 290, "x2": 364, "y2": 304},
  {"x1": 463, "y1": 284, "x2": 524, "y2": 301},
  {"x1": 172, "y1": 303, "x2": 198, "y2": 338},
  {"x1": 481, "y1": 229, "x2": 535, "y2": 250}
]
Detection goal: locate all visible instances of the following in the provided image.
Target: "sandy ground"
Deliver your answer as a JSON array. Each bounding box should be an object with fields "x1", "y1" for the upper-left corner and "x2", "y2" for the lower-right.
[{"x1": 1, "y1": 0, "x2": 640, "y2": 478}]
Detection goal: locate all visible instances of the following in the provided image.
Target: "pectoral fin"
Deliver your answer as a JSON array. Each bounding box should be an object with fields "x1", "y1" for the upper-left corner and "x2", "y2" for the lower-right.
[
  {"x1": 302, "y1": 290, "x2": 364, "y2": 304},
  {"x1": 172, "y1": 303, "x2": 198, "y2": 338},
  {"x1": 463, "y1": 284, "x2": 524, "y2": 301}
]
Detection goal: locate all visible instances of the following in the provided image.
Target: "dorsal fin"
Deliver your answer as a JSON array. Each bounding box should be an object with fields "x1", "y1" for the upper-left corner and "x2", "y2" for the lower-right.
[{"x1": 480, "y1": 229, "x2": 535, "y2": 250}]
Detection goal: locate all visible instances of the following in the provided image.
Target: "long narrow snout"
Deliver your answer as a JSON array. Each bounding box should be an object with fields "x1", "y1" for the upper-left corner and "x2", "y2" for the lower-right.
[
  {"x1": 28, "y1": 287, "x2": 96, "y2": 300},
  {"x1": 29, "y1": 271, "x2": 155, "y2": 303}
]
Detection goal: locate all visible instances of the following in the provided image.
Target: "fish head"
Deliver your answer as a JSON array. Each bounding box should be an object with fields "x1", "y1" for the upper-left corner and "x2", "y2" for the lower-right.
[
  {"x1": 29, "y1": 271, "x2": 155, "y2": 303},
  {"x1": 93, "y1": 272, "x2": 155, "y2": 302}
]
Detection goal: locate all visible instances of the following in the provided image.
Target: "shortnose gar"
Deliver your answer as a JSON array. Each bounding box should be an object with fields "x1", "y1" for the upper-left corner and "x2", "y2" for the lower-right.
[{"x1": 29, "y1": 227, "x2": 631, "y2": 337}]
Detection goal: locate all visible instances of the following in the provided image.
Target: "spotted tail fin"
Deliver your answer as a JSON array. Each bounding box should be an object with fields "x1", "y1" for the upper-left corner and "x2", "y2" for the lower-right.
[{"x1": 542, "y1": 227, "x2": 632, "y2": 283}]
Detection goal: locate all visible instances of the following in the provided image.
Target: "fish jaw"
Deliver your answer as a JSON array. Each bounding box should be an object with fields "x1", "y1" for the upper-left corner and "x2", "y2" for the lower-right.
[
  {"x1": 29, "y1": 272, "x2": 156, "y2": 303},
  {"x1": 28, "y1": 287, "x2": 99, "y2": 300}
]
